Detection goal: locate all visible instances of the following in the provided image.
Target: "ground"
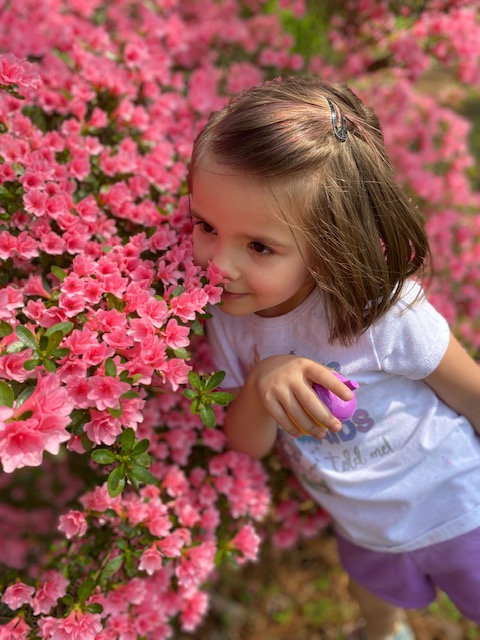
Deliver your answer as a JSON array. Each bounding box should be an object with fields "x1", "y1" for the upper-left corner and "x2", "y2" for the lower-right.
[{"x1": 181, "y1": 530, "x2": 480, "y2": 640}]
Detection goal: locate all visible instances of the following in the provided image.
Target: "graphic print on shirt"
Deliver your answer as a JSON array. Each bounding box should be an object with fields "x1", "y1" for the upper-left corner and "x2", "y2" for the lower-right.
[{"x1": 275, "y1": 358, "x2": 395, "y2": 486}]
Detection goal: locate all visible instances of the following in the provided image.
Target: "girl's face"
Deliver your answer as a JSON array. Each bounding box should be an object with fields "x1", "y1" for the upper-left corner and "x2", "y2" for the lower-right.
[{"x1": 191, "y1": 165, "x2": 315, "y2": 318}]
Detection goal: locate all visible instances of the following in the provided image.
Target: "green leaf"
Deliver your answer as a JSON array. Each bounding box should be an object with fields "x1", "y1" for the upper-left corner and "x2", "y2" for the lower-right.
[
  {"x1": 190, "y1": 319, "x2": 204, "y2": 335},
  {"x1": 128, "y1": 463, "x2": 156, "y2": 486},
  {"x1": 100, "y1": 555, "x2": 123, "y2": 582},
  {"x1": 43, "y1": 358, "x2": 57, "y2": 372},
  {"x1": 77, "y1": 577, "x2": 95, "y2": 603},
  {"x1": 5, "y1": 341, "x2": 26, "y2": 354},
  {"x1": 171, "y1": 347, "x2": 189, "y2": 360},
  {"x1": 170, "y1": 285, "x2": 185, "y2": 297},
  {"x1": 45, "y1": 331, "x2": 64, "y2": 356},
  {"x1": 86, "y1": 603, "x2": 103, "y2": 614},
  {"x1": 91, "y1": 448, "x2": 116, "y2": 465},
  {"x1": 119, "y1": 427, "x2": 135, "y2": 452},
  {"x1": 125, "y1": 554, "x2": 136, "y2": 578},
  {"x1": 105, "y1": 358, "x2": 117, "y2": 377},
  {"x1": 183, "y1": 388, "x2": 197, "y2": 399},
  {"x1": 121, "y1": 390, "x2": 137, "y2": 399},
  {"x1": 190, "y1": 398, "x2": 200, "y2": 415},
  {"x1": 0, "y1": 321, "x2": 13, "y2": 338},
  {"x1": 208, "y1": 390, "x2": 235, "y2": 406},
  {"x1": 107, "y1": 406, "x2": 122, "y2": 418},
  {"x1": 44, "y1": 321, "x2": 74, "y2": 337},
  {"x1": 51, "y1": 265, "x2": 68, "y2": 281},
  {"x1": 204, "y1": 370, "x2": 226, "y2": 391},
  {"x1": 68, "y1": 409, "x2": 89, "y2": 435},
  {"x1": 61, "y1": 594, "x2": 75, "y2": 607},
  {"x1": 106, "y1": 293, "x2": 125, "y2": 311},
  {"x1": 107, "y1": 466, "x2": 126, "y2": 497},
  {"x1": 131, "y1": 439, "x2": 150, "y2": 456},
  {"x1": 200, "y1": 405, "x2": 216, "y2": 428},
  {"x1": 15, "y1": 325, "x2": 38, "y2": 350},
  {"x1": 132, "y1": 451, "x2": 152, "y2": 467},
  {"x1": 51, "y1": 348, "x2": 70, "y2": 359},
  {"x1": 23, "y1": 359, "x2": 41, "y2": 371},
  {"x1": 0, "y1": 381, "x2": 14, "y2": 407},
  {"x1": 187, "y1": 371, "x2": 202, "y2": 390},
  {"x1": 15, "y1": 385, "x2": 35, "y2": 407}
]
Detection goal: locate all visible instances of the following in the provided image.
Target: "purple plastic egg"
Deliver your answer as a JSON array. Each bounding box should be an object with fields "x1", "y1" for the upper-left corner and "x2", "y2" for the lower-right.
[{"x1": 312, "y1": 371, "x2": 359, "y2": 421}]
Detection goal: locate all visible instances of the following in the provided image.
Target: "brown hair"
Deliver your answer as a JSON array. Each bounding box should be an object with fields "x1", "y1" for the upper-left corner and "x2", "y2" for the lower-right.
[{"x1": 189, "y1": 76, "x2": 430, "y2": 346}]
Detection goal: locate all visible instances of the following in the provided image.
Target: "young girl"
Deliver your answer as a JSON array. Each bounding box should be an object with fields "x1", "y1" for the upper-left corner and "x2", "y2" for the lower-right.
[{"x1": 188, "y1": 77, "x2": 480, "y2": 640}]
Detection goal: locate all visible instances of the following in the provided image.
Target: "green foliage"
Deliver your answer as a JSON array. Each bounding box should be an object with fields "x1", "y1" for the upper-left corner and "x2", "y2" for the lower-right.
[
  {"x1": 264, "y1": 0, "x2": 341, "y2": 62},
  {"x1": 91, "y1": 428, "x2": 155, "y2": 497},
  {"x1": 184, "y1": 370, "x2": 235, "y2": 428}
]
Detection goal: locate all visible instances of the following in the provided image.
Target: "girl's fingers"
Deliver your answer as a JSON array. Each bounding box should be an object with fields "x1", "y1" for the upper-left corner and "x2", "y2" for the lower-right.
[{"x1": 277, "y1": 396, "x2": 340, "y2": 439}]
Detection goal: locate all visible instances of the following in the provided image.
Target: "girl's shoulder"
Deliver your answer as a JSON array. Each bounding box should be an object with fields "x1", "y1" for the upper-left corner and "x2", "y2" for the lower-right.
[{"x1": 369, "y1": 280, "x2": 451, "y2": 379}]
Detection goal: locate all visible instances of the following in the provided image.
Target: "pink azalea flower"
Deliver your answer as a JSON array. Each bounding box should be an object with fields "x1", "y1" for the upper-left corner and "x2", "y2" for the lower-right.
[
  {"x1": 0, "y1": 286, "x2": 24, "y2": 321},
  {"x1": 87, "y1": 375, "x2": 130, "y2": 411},
  {"x1": 38, "y1": 610, "x2": 102, "y2": 640},
  {"x1": 139, "y1": 544, "x2": 163, "y2": 575},
  {"x1": 0, "y1": 53, "x2": 40, "y2": 90},
  {"x1": 0, "y1": 416, "x2": 45, "y2": 472},
  {"x1": 0, "y1": 616, "x2": 31, "y2": 639},
  {"x1": 2, "y1": 582, "x2": 35, "y2": 609},
  {"x1": 160, "y1": 357, "x2": 191, "y2": 391},
  {"x1": 58, "y1": 510, "x2": 88, "y2": 539},
  {"x1": 32, "y1": 571, "x2": 69, "y2": 615},
  {"x1": 0, "y1": 351, "x2": 35, "y2": 383},
  {"x1": 23, "y1": 190, "x2": 48, "y2": 217},
  {"x1": 84, "y1": 410, "x2": 122, "y2": 446},
  {"x1": 175, "y1": 541, "x2": 216, "y2": 590},
  {"x1": 64, "y1": 374, "x2": 92, "y2": 409},
  {"x1": 229, "y1": 524, "x2": 260, "y2": 564},
  {"x1": 168, "y1": 289, "x2": 209, "y2": 322},
  {"x1": 163, "y1": 318, "x2": 190, "y2": 349},
  {"x1": 0, "y1": 231, "x2": 17, "y2": 260},
  {"x1": 180, "y1": 590, "x2": 209, "y2": 632}
]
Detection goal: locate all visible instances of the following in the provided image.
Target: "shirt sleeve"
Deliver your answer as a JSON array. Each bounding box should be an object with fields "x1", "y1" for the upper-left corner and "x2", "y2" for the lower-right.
[
  {"x1": 370, "y1": 281, "x2": 451, "y2": 380},
  {"x1": 206, "y1": 305, "x2": 246, "y2": 389}
]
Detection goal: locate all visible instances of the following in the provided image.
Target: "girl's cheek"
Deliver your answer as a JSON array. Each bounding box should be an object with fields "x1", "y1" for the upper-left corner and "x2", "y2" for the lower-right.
[{"x1": 192, "y1": 239, "x2": 208, "y2": 269}]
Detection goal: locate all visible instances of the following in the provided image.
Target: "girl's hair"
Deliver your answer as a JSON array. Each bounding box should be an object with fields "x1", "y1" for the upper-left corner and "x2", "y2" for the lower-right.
[{"x1": 189, "y1": 76, "x2": 430, "y2": 346}]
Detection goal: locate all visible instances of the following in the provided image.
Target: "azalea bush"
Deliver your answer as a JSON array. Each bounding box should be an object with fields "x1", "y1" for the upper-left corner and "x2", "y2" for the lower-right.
[{"x1": 0, "y1": 0, "x2": 479, "y2": 638}]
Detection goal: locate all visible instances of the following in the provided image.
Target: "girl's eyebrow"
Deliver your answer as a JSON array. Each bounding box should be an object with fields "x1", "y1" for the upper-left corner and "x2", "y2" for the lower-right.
[{"x1": 190, "y1": 208, "x2": 290, "y2": 249}]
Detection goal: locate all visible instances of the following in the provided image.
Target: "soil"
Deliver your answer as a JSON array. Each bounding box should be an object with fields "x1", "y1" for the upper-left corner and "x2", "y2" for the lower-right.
[{"x1": 181, "y1": 530, "x2": 480, "y2": 640}]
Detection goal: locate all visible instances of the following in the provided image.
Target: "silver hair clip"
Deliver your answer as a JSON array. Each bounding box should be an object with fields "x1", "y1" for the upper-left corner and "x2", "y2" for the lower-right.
[{"x1": 326, "y1": 98, "x2": 348, "y2": 142}]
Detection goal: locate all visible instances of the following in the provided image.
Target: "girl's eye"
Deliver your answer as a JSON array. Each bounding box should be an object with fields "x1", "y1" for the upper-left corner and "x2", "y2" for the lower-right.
[
  {"x1": 195, "y1": 220, "x2": 215, "y2": 234},
  {"x1": 250, "y1": 241, "x2": 273, "y2": 255}
]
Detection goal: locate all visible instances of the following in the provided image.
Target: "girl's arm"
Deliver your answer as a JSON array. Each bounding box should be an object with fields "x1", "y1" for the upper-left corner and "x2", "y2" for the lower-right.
[
  {"x1": 424, "y1": 332, "x2": 480, "y2": 434},
  {"x1": 222, "y1": 354, "x2": 352, "y2": 459}
]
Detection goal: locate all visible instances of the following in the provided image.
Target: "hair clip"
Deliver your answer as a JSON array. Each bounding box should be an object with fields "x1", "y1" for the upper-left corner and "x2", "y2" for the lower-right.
[{"x1": 326, "y1": 98, "x2": 348, "y2": 141}]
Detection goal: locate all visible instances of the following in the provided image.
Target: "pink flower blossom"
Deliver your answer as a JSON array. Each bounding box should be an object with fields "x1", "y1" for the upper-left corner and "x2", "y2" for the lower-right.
[
  {"x1": 87, "y1": 375, "x2": 130, "y2": 411},
  {"x1": 0, "y1": 375, "x2": 73, "y2": 472},
  {"x1": 58, "y1": 510, "x2": 88, "y2": 539},
  {"x1": 32, "y1": 571, "x2": 69, "y2": 615},
  {"x1": 0, "y1": 616, "x2": 30, "y2": 639},
  {"x1": 175, "y1": 541, "x2": 216, "y2": 590},
  {"x1": 38, "y1": 610, "x2": 102, "y2": 640},
  {"x1": 0, "y1": 53, "x2": 40, "y2": 90},
  {"x1": 2, "y1": 582, "x2": 35, "y2": 609},
  {"x1": 230, "y1": 524, "x2": 260, "y2": 564},
  {"x1": 84, "y1": 410, "x2": 122, "y2": 446},
  {"x1": 163, "y1": 318, "x2": 190, "y2": 349},
  {"x1": 139, "y1": 544, "x2": 163, "y2": 575}
]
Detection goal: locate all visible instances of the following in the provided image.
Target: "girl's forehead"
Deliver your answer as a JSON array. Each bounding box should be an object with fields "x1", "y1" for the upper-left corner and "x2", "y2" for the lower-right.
[{"x1": 191, "y1": 162, "x2": 296, "y2": 208}]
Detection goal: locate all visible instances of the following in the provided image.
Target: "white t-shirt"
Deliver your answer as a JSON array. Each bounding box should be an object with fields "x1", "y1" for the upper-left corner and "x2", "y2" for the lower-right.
[{"x1": 207, "y1": 281, "x2": 480, "y2": 552}]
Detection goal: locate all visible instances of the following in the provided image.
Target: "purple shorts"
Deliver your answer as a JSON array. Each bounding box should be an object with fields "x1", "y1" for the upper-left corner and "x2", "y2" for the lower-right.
[{"x1": 336, "y1": 527, "x2": 480, "y2": 623}]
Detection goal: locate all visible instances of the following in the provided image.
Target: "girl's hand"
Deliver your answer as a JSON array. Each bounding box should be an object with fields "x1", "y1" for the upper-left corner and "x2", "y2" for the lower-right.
[{"x1": 250, "y1": 354, "x2": 353, "y2": 439}]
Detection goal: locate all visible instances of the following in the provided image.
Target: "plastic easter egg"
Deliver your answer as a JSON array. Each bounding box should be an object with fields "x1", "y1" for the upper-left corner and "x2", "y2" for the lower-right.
[{"x1": 312, "y1": 372, "x2": 359, "y2": 421}]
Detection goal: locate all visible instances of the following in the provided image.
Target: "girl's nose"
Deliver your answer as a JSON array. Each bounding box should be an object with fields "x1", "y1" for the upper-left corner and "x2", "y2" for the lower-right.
[{"x1": 210, "y1": 247, "x2": 239, "y2": 282}]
